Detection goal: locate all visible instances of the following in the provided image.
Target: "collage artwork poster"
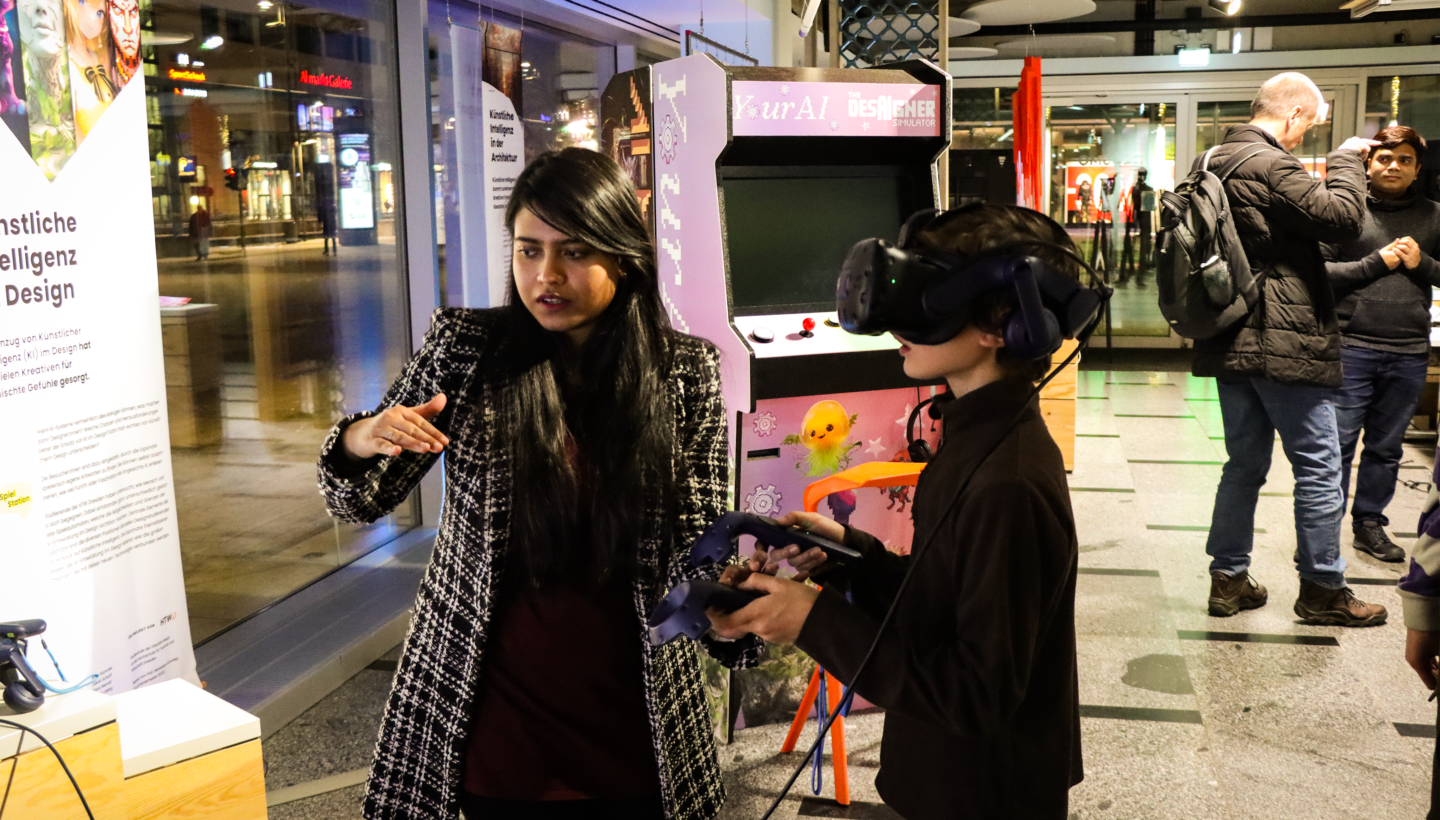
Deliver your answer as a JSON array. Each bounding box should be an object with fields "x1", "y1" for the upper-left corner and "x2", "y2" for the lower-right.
[{"x1": 0, "y1": 0, "x2": 198, "y2": 699}]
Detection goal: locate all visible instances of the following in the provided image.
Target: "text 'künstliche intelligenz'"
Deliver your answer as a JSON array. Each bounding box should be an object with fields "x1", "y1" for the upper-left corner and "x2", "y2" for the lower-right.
[{"x1": 2, "y1": 210, "x2": 82, "y2": 309}]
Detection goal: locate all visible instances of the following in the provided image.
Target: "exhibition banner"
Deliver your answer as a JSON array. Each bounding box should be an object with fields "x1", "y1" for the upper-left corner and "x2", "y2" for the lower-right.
[
  {"x1": 451, "y1": 22, "x2": 524, "y2": 309},
  {"x1": 0, "y1": 45, "x2": 197, "y2": 698}
]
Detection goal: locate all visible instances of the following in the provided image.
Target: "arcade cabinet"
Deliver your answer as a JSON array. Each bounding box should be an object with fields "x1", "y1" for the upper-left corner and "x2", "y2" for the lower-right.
[{"x1": 603, "y1": 54, "x2": 953, "y2": 555}]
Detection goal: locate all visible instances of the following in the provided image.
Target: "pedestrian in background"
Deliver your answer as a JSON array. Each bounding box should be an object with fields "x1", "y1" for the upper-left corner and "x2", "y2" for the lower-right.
[{"x1": 1325, "y1": 125, "x2": 1440, "y2": 563}]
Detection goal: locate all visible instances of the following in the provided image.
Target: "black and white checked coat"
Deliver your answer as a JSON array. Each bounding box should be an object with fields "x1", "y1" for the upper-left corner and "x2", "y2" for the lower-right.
[{"x1": 317, "y1": 308, "x2": 763, "y2": 820}]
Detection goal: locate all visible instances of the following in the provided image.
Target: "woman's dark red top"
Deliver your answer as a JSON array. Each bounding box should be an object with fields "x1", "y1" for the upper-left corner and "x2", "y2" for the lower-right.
[{"x1": 462, "y1": 578, "x2": 661, "y2": 800}]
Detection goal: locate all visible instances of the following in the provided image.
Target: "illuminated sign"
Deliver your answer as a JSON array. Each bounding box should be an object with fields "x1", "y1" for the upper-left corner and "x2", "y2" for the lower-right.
[
  {"x1": 177, "y1": 156, "x2": 196, "y2": 178},
  {"x1": 300, "y1": 70, "x2": 353, "y2": 90},
  {"x1": 175, "y1": 88, "x2": 209, "y2": 98},
  {"x1": 168, "y1": 68, "x2": 206, "y2": 82},
  {"x1": 338, "y1": 133, "x2": 375, "y2": 230}
]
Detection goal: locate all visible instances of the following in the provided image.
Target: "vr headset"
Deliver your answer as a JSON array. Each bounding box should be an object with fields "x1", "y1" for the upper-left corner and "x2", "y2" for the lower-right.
[{"x1": 836, "y1": 206, "x2": 1111, "y2": 359}]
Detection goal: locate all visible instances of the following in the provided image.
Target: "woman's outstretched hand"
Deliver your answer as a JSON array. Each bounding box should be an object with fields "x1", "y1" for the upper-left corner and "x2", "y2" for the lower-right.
[{"x1": 342, "y1": 393, "x2": 450, "y2": 460}]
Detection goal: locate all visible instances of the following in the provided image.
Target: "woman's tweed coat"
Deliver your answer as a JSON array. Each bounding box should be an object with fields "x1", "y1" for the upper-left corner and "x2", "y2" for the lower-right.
[{"x1": 317, "y1": 308, "x2": 764, "y2": 820}]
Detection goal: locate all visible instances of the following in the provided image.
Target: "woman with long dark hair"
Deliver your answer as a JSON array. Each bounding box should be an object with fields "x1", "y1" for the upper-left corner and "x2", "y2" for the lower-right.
[{"x1": 319, "y1": 147, "x2": 761, "y2": 820}]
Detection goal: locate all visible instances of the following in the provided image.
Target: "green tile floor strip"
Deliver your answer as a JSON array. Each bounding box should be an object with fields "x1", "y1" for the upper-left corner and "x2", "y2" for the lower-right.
[
  {"x1": 1078, "y1": 568, "x2": 1161, "y2": 577},
  {"x1": 1078, "y1": 705, "x2": 1204, "y2": 724},
  {"x1": 1070, "y1": 487, "x2": 1137, "y2": 493},
  {"x1": 1076, "y1": 433, "x2": 1121, "y2": 438},
  {"x1": 1346, "y1": 577, "x2": 1398, "y2": 586},
  {"x1": 1395, "y1": 722, "x2": 1435, "y2": 739},
  {"x1": 1128, "y1": 459, "x2": 1224, "y2": 465},
  {"x1": 1177, "y1": 630, "x2": 1339, "y2": 647},
  {"x1": 1147, "y1": 525, "x2": 1266, "y2": 534},
  {"x1": 1113, "y1": 413, "x2": 1195, "y2": 419}
]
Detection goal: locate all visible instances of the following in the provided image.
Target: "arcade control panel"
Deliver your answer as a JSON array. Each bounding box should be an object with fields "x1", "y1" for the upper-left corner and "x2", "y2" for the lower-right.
[
  {"x1": 732, "y1": 310, "x2": 929, "y2": 400},
  {"x1": 731, "y1": 311, "x2": 899, "y2": 357}
]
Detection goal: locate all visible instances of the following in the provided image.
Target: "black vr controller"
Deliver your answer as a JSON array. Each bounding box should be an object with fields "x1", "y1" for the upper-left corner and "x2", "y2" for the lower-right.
[
  {"x1": 645, "y1": 512, "x2": 862, "y2": 646},
  {"x1": 1, "y1": 619, "x2": 49, "y2": 714}
]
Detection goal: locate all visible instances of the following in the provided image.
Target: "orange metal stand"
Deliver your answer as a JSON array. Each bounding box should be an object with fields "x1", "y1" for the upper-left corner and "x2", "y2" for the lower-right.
[{"x1": 775, "y1": 461, "x2": 925, "y2": 806}]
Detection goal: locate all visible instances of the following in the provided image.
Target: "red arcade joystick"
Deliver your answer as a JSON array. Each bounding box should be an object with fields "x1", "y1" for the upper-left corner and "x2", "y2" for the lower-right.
[{"x1": 800, "y1": 317, "x2": 815, "y2": 338}]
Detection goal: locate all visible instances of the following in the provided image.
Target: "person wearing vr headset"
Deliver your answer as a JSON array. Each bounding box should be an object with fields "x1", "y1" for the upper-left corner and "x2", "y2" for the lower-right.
[
  {"x1": 317, "y1": 148, "x2": 761, "y2": 820},
  {"x1": 711, "y1": 204, "x2": 1092, "y2": 819}
]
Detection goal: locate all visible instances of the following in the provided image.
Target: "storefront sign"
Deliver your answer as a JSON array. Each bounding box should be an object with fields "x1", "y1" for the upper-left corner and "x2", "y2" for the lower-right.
[
  {"x1": 300, "y1": 70, "x2": 353, "y2": 90},
  {"x1": 451, "y1": 24, "x2": 524, "y2": 308},
  {"x1": 167, "y1": 68, "x2": 206, "y2": 82},
  {"x1": 0, "y1": 65, "x2": 197, "y2": 693},
  {"x1": 730, "y1": 81, "x2": 941, "y2": 138}
]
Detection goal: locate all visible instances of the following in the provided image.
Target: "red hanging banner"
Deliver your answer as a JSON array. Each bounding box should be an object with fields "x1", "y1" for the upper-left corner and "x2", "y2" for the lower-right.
[{"x1": 1013, "y1": 57, "x2": 1043, "y2": 210}]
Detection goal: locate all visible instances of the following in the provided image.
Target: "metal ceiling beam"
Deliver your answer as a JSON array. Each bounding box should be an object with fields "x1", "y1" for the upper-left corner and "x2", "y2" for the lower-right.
[{"x1": 957, "y1": 9, "x2": 1440, "y2": 39}]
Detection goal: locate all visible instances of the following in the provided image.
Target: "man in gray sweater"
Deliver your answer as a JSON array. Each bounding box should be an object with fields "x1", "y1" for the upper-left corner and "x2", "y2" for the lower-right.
[{"x1": 1324, "y1": 125, "x2": 1440, "y2": 563}]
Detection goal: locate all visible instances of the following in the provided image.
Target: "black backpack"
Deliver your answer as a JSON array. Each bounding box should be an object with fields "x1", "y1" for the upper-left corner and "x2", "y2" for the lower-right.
[{"x1": 1155, "y1": 144, "x2": 1272, "y2": 340}]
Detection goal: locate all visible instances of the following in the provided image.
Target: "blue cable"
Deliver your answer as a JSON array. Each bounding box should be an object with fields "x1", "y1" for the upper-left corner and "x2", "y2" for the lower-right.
[
  {"x1": 810, "y1": 669, "x2": 828, "y2": 795},
  {"x1": 41, "y1": 640, "x2": 67, "y2": 682},
  {"x1": 35, "y1": 640, "x2": 98, "y2": 694},
  {"x1": 40, "y1": 675, "x2": 100, "y2": 695}
]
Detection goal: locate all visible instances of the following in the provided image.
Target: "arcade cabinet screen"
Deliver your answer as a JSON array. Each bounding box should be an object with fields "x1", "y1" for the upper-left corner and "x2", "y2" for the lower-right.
[{"x1": 723, "y1": 173, "x2": 907, "y2": 315}]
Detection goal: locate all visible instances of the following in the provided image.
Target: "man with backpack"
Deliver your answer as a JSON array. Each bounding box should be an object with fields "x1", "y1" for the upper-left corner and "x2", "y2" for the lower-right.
[
  {"x1": 1324, "y1": 126, "x2": 1440, "y2": 564},
  {"x1": 1187, "y1": 73, "x2": 1385, "y2": 626}
]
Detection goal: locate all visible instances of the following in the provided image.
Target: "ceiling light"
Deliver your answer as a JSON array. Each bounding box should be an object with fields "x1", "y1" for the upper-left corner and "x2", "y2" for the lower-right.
[
  {"x1": 1208, "y1": 0, "x2": 1241, "y2": 13},
  {"x1": 1178, "y1": 46, "x2": 1212, "y2": 66},
  {"x1": 200, "y1": 35, "x2": 224, "y2": 50},
  {"x1": 257, "y1": 0, "x2": 272, "y2": 8}
]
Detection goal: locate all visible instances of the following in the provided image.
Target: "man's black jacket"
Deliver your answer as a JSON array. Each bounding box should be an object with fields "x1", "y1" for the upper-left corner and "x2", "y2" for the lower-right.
[
  {"x1": 1192, "y1": 124, "x2": 1368, "y2": 387},
  {"x1": 796, "y1": 378, "x2": 1082, "y2": 820},
  {"x1": 1324, "y1": 188, "x2": 1440, "y2": 355}
]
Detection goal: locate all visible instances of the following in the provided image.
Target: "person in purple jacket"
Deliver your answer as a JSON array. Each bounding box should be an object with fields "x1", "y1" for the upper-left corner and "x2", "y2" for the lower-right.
[{"x1": 1403, "y1": 469, "x2": 1440, "y2": 819}]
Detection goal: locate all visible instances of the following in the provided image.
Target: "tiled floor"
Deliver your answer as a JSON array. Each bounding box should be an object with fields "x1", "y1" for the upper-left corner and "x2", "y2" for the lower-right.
[{"x1": 260, "y1": 370, "x2": 1440, "y2": 819}]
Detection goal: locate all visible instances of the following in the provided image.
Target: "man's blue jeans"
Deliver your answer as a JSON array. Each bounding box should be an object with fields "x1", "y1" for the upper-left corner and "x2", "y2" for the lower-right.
[
  {"x1": 1336, "y1": 345, "x2": 1429, "y2": 527},
  {"x1": 1206, "y1": 378, "x2": 1347, "y2": 588}
]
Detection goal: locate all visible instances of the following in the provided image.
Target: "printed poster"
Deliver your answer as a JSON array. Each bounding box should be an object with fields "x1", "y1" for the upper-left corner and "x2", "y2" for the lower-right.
[
  {"x1": 450, "y1": 22, "x2": 524, "y2": 309},
  {"x1": 0, "y1": 1, "x2": 197, "y2": 701}
]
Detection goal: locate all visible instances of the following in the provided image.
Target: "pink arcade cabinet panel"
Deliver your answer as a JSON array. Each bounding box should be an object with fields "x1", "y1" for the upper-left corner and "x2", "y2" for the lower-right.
[{"x1": 737, "y1": 385, "x2": 943, "y2": 559}]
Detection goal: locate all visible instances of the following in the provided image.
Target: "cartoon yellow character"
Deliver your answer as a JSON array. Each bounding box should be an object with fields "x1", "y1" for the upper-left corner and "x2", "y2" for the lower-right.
[{"x1": 783, "y1": 400, "x2": 861, "y2": 477}]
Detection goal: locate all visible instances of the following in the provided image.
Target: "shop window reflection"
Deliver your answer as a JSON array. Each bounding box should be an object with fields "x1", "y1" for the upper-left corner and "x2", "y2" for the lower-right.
[
  {"x1": 1047, "y1": 102, "x2": 1176, "y2": 338},
  {"x1": 146, "y1": 0, "x2": 415, "y2": 643},
  {"x1": 426, "y1": 4, "x2": 617, "y2": 306}
]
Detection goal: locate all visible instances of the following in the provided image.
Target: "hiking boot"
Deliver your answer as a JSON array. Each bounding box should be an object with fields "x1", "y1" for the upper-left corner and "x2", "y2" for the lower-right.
[
  {"x1": 1293, "y1": 580, "x2": 1388, "y2": 627},
  {"x1": 1208, "y1": 570, "x2": 1268, "y2": 616},
  {"x1": 1353, "y1": 520, "x2": 1406, "y2": 563}
]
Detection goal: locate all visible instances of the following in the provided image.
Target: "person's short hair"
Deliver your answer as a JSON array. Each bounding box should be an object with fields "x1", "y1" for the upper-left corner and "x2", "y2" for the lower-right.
[
  {"x1": 1374, "y1": 125, "x2": 1427, "y2": 159},
  {"x1": 914, "y1": 204, "x2": 1084, "y2": 382},
  {"x1": 1250, "y1": 72, "x2": 1323, "y2": 121}
]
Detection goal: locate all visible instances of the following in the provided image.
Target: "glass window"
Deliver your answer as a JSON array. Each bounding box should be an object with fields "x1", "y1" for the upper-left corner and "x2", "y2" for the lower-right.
[
  {"x1": 145, "y1": 0, "x2": 416, "y2": 642},
  {"x1": 1364, "y1": 74, "x2": 1440, "y2": 139},
  {"x1": 952, "y1": 86, "x2": 1014, "y2": 149},
  {"x1": 1048, "y1": 101, "x2": 1176, "y2": 337},
  {"x1": 427, "y1": 4, "x2": 615, "y2": 307}
]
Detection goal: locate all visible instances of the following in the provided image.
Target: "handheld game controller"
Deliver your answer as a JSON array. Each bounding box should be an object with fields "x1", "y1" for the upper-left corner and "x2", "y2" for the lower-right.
[
  {"x1": 1, "y1": 619, "x2": 49, "y2": 714},
  {"x1": 645, "y1": 580, "x2": 764, "y2": 646},
  {"x1": 644, "y1": 513, "x2": 862, "y2": 646},
  {"x1": 689, "y1": 511, "x2": 862, "y2": 568}
]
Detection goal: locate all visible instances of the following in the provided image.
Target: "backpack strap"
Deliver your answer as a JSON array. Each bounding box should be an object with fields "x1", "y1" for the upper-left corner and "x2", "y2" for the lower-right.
[{"x1": 1215, "y1": 143, "x2": 1272, "y2": 182}]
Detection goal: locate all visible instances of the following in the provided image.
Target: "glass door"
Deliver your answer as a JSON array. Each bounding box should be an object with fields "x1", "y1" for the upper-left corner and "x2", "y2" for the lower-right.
[{"x1": 1046, "y1": 96, "x2": 1178, "y2": 340}]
